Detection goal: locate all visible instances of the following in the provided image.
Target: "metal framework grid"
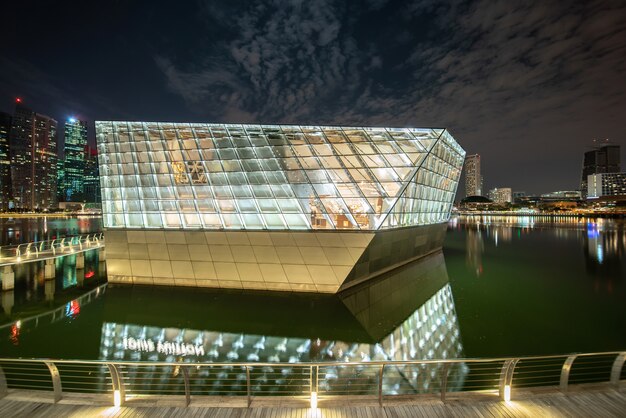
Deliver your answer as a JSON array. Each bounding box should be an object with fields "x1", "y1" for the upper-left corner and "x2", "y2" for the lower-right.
[{"x1": 96, "y1": 123, "x2": 465, "y2": 231}]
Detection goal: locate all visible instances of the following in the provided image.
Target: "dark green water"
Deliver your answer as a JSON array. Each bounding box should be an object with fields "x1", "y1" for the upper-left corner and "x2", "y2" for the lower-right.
[{"x1": 0, "y1": 215, "x2": 624, "y2": 366}]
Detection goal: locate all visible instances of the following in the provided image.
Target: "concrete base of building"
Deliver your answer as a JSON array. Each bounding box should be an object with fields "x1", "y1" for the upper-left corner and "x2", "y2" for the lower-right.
[{"x1": 103, "y1": 223, "x2": 447, "y2": 293}]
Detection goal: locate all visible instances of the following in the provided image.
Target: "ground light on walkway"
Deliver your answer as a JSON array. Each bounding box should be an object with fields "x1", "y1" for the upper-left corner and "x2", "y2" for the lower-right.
[{"x1": 0, "y1": 385, "x2": 624, "y2": 417}]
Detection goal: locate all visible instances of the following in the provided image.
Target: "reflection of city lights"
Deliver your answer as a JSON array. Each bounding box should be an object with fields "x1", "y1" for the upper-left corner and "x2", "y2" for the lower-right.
[
  {"x1": 10, "y1": 323, "x2": 20, "y2": 345},
  {"x1": 65, "y1": 300, "x2": 81, "y2": 318},
  {"x1": 596, "y1": 245, "x2": 604, "y2": 264},
  {"x1": 587, "y1": 223, "x2": 599, "y2": 238}
]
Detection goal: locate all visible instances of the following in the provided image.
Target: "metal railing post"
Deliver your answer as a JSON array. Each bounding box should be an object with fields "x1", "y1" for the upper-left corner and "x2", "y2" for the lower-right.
[
  {"x1": 106, "y1": 363, "x2": 126, "y2": 406},
  {"x1": 499, "y1": 359, "x2": 519, "y2": 401},
  {"x1": 0, "y1": 364, "x2": 7, "y2": 399},
  {"x1": 560, "y1": 355, "x2": 577, "y2": 392},
  {"x1": 378, "y1": 364, "x2": 385, "y2": 407},
  {"x1": 440, "y1": 363, "x2": 449, "y2": 403},
  {"x1": 610, "y1": 352, "x2": 626, "y2": 386},
  {"x1": 246, "y1": 366, "x2": 251, "y2": 407},
  {"x1": 44, "y1": 362, "x2": 62, "y2": 403},
  {"x1": 182, "y1": 366, "x2": 191, "y2": 407}
]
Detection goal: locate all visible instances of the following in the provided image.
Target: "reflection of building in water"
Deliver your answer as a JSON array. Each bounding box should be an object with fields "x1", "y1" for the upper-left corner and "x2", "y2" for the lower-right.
[
  {"x1": 583, "y1": 221, "x2": 624, "y2": 288},
  {"x1": 465, "y1": 228, "x2": 484, "y2": 277},
  {"x1": 0, "y1": 284, "x2": 106, "y2": 342},
  {"x1": 98, "y1": 252, "x2": 465, "y2": 395}
]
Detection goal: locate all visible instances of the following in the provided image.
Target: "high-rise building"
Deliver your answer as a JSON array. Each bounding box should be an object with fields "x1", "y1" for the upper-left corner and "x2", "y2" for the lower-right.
[
  {"x1": 0, "y1": 112, "x2": 12, "y2": 211},
  {"x1": 464, "y1": 154, "x2": 482, "y2": 197},
  {"x1": 488, "y1": 187, "x2": 512, "y2": 204},
  {"x1": 587, "y1": 173, "x2": 626, "y2": 199},
  {"x1": 62, "y1": 118, "x2": 88, "y2": 202},
  {"x1": 56, "y1": 159, "x2": 65, "y2": 202},
  {"x1": 84, "y1": 145, "x2": 101, "y2": 203},
  {"x1": 9, "y1": 102, "x2": 58, "y2": 210},
  {"x1": 580, "y1": 144, "x2": 621, "y2": 198}
]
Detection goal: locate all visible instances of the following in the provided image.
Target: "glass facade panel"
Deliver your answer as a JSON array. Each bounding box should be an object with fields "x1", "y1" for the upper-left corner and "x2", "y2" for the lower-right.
[{"x1": 96, "y1": 122, "x2": 464, "y2": 230}]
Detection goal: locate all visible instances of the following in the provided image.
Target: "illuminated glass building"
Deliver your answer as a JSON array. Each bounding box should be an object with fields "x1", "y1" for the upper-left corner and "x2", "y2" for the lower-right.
[
  {"x1": 9, "y1": 103, "x2": 58, "y2": 210},
  {"x1": 61, "y1": 118, "x2": 88, "y2": 202},
  {"x1": 97, "y1": 122, "x2": 465, "y2": 292}
]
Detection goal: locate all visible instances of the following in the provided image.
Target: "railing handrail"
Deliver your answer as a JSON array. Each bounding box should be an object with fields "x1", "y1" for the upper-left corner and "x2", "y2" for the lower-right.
[
  {"x1": 0, "y1": 350, "x2": 623, "y2": 367},
  {"x1": 2, "y1": 232, "x2": 104, "y2": 251},
  {"x1": 0, "y1": 233, "x2": 105, "y2": 264},
  {"x1": 0, "y1": 349, "x2": 623, "y2": 407}
]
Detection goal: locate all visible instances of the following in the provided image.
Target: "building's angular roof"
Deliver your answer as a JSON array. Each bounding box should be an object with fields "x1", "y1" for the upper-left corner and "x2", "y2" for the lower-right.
[{"x1": 96, "y1": 122, "x2": 465, "y2": 230}]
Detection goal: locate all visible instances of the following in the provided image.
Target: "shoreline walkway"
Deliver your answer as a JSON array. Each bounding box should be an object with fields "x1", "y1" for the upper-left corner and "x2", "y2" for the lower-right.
[{"x1": 0, "y1": 383, "x2": 624, "y2": 417}]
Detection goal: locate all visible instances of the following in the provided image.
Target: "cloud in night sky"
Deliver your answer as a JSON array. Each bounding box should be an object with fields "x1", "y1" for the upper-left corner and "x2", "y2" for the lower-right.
[{"x1": 1, "y1": 0, "x2": 625, "y2": 193}]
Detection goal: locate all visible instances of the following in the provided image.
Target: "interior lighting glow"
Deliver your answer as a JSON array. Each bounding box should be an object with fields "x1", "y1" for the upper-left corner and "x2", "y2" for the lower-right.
[
  {"x1": 504, "y1": 384, "x2": 511, "y2": 402},
  {"x1": 310, "y1": 391, "x2": 318, "y2": 409}
]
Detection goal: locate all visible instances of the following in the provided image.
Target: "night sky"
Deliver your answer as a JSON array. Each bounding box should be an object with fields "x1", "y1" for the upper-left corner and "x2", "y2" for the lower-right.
[{"x1": 1, "y1": 0, "x2": 624, "y2": 194}]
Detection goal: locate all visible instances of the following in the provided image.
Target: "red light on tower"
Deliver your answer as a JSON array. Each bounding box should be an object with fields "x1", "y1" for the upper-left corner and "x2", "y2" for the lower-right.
[{"x1": 15, "y1": 97, "x2": 22, "y2": 103}]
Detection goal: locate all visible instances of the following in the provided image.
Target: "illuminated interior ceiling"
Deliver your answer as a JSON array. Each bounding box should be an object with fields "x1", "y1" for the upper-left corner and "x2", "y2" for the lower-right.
[{"x1": 96, "y1": 123, "x2": 465, "y2": 231}]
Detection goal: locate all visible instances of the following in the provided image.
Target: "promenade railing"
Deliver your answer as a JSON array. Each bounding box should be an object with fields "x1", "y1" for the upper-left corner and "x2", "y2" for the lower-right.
[
  {"x1": 0, "y1": 233, "x2": 104, "y2": 265},
  {"x1": 0, "y1": 351, "x2": 623, "y2": 407}
]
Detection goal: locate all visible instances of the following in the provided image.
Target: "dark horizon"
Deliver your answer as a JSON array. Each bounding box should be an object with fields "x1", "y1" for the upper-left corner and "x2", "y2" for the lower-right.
[{"x1": 1, "y1": 0, "x2": 625, "y2": 195}]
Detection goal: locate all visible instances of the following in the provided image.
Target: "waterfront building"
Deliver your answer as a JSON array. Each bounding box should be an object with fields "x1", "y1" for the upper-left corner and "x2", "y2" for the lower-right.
[
  {"x1": 587, "y1": 172, "x2": 626, "y2": 199},
  {"x1": 540, "y1": 190, "x2": 581, "y2": 201},
  {"x1": 512, "y1": 191, "x2": 526, "y2": 204},
  {"x1": 9, "y1": 102, "x2": 58, "y2": 210},
  {"x1": 62, "y1": 118, "x2": 88, "y2": 202},
  {"x1": 0, "y1": 112, "x2": 11, "y2": 211},
  {"x1": 463, "y1": 154, "x2": 482, "y2": 197},
  {"x1": 96, "y1": 122, "x2": 465, "y2": 293},
  {"x1": 488, "y1": 187, "x2": 512, "y2": 204},
  {"x1": 84, "y1": 145, "x2": 101, "y2": 203},
  {"x1": 580, "y1": 143, "x2": 620, "y2": 198},
  {"x1": 459, "y1": 195, "x2": 492, "y2": 211}
]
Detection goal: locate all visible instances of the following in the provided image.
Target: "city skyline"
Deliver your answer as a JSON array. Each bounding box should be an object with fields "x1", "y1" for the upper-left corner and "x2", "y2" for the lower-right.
[{"x1": 1, "y1": 1, "x2": 625, "y2": 194}]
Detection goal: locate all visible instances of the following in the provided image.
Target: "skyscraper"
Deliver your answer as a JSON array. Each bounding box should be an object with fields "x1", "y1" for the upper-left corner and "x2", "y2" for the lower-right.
[
  {"x1": 56, "y1": 159, "x2": 65, "y2": 202},
  {"x1": 0, "y1": 112, "x2": 12, "y2": 211},
  {"x1": 580, "y1": 143, "x2": 621, "y2": 198},
  {"x1": 9, "y1": 102, "x2": 58, "y2": 210},
  {"x1": 62, "y1": 118, "x2": 88, "y2": 202},
  {"x1": 488, "y1": 187, "x2": 512, "y2": 204},
  {"x1": 83, "y1": 145, "x2": 101, "y2": 203},
  {"x1": 464, "y1": 154, "x2": 482, "y2": 197}
]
